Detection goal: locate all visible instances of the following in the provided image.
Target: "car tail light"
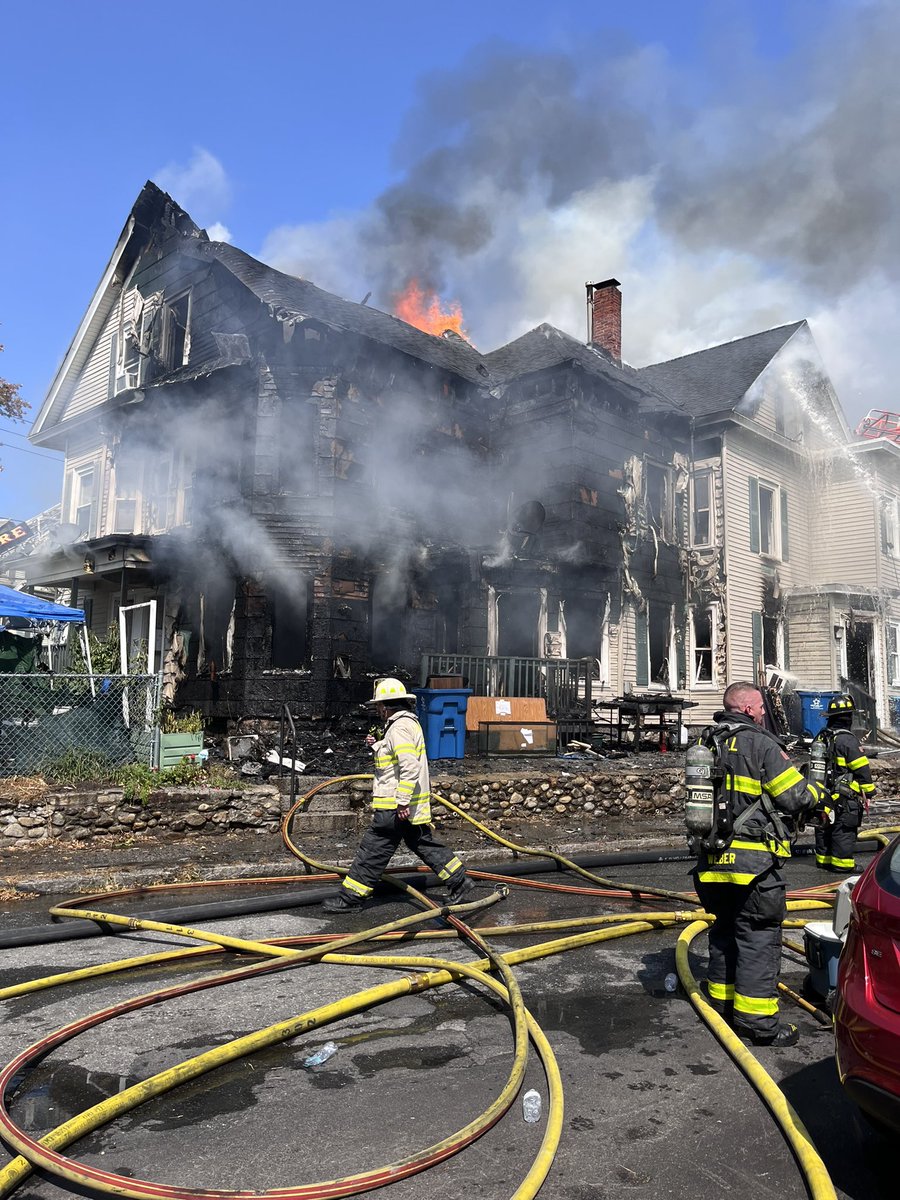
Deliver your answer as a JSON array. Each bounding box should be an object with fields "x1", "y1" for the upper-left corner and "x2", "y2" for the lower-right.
[{"x1": 855, "y1": 865, "x2": 900, "y2": 1015}]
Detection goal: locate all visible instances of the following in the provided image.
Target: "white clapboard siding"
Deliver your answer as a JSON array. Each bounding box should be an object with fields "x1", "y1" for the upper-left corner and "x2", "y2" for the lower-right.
[
  {"x1": 64, "y1": 291, "x2": 132, "y2": 421},
  {"x1": 814, "y1": 473, "x2": 879, "y2": 587},
  {"x1": 722, "y1": 430, "x2": 809, "y2": 680},
  {"x1": 786, "y1": 592, "x2": 837, "y2": 686}
]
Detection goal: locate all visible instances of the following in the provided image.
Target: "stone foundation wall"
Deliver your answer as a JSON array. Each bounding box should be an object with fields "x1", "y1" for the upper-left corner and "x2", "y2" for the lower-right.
[{"x1": 3, "y1": 760, "x2": 900, "y2": 844}]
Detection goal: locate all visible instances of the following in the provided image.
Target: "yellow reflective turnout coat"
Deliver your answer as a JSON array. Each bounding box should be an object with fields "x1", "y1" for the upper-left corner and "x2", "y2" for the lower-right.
[
  {"x1": 371, "y1": 710, "x2": 431, "y2": 824},
  {"x1": 697, "y1": 711, "x2": 819, "y2": 885}
]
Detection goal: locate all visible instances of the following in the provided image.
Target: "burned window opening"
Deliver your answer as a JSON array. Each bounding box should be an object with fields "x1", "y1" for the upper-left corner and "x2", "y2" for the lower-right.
[
  {"x1": 691, "y1": 470, "x2": 713, "y2": 547},
  {"x1": 370, "y1": 573, "x2": 410, "y2": 670},
  {"x1": 563, "y1": 595, "x2": 603, "y2": 661},
  {"x1": 648, "y1": 604, "x2": 672, "y2": 686},
  {"x1": 692, "y1": 606, "x2": 715, "y2": 685},
  {"x1": 645, "y1": 463, "x2": 673, "y2": 541},
  {"x1": 271, "y1": 577, "x2": 311, "y2": 669},
  {"x1": 497, "y1": 590, "x2": 542, "y2": 659},
  {"x1": 160, "y1": 292, "x2": 191, "y2": 373}
]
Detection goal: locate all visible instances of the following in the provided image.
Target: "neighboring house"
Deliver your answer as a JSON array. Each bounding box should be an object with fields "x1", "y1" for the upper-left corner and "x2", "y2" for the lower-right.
[
  {"x1": 13, "y1": 181, "x2": 900, "y2": 731},
  {"x1": 641, "y1": 324, "x2": 900, "y2": 729}
]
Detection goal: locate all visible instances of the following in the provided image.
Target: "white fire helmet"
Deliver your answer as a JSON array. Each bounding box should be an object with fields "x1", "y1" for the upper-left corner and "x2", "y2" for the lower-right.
[{"x1": 367, "y1": 677, "x2": 418, "y2": 705}]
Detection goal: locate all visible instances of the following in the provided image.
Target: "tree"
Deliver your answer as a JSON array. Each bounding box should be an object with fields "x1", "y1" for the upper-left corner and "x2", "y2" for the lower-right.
[{"x1": 0, "y1": 340, "x2": 26, "y2": 421}]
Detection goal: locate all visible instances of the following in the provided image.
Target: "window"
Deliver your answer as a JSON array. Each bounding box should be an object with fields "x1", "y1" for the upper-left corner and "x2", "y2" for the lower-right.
[
  {"x1": 882, "y1": 498, "x2": 900, "y2": 558},
  {"x1": 691, "y1": 470, "x2": 714, "y2": 547},
  {"x1": 73, "y1": 466, "x2": 96, "y2": 535},
  {"x1": 775, "y1": 394, "x2": 803, "y2": 440},
  {"x1": 749, "y1": 477, "x2": 789, "y2": 561},
  {"x1": 145, "y1": 458, "x2": 172, "y2": 533},
  {"x1": 888, "y1": 623, "x2": 900, "y2": 686},
  {"x1": 691, "y1": 606, "x2": 716, "y2": 685},
  {"x1": 112, "y1": 450, "x2": 141, "y2": 534},
  {"x1": 160, "y1": 292, "x2": 191, "y2": 372},
  {"x1": 636, "y1": 603, "x2": 676, "y2": 689},
  {"x1": 645, "y1": 463, "x2": 673, "y2": 540}
]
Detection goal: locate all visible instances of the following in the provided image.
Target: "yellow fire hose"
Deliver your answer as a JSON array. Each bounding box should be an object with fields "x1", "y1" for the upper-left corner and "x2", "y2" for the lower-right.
[{"x1": 3, "y1": 775, "x2": 897, "y2": 1200}]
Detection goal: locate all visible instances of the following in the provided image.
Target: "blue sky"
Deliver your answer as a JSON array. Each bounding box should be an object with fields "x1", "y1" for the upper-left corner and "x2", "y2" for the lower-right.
[{"x1": 2, "y1": 0, "x2": 895, "y2": 519}]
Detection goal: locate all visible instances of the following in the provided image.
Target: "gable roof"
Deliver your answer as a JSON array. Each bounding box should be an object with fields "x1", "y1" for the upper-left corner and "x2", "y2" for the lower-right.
[
  {"x1": 197, "y1": 242, "x2": 490, "y2": 386},
  {"x1": 483, "y1": 323, "x2": 684, "y2": 414},
  {"x1": 637, "y1": 321, "x2": 806, "y2": 417}
]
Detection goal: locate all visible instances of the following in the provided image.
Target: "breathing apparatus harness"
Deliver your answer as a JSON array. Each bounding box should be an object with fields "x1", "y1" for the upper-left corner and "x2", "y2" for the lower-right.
[
  {"x1": 809, "y1": 726, "x2": 861, "y2": 816},
  {"x1": 685, "y1": 720, "x2": 790, "y2": 855}
]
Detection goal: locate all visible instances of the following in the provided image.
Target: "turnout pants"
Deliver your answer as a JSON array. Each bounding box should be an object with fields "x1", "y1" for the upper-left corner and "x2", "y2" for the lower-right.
[
  {"x1": 814, "y1": 797, "x2": 862, "y2": 871},
  {"x1": 694, "y1": 869, "x2": 787, "y2": 1040},
  {"x1": 339, "y1": 810, "x2": 466, "y2": 901}
]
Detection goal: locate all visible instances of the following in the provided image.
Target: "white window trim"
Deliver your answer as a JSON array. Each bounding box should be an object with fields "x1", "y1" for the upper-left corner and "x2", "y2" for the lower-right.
[
  {"x1": 887, "y1": 621, "x2": 900, "y2": 687},
  {"x1": 690, "y1": 603, "x2": 718, "y2": 688},
  {"x1": 69, "y1": 460, "x2": 100, "y2": 537},
  {"x1": 883, "y1": 497, "x2": 900, "y2": 560},
  {"x1": 690, "y1": 467, "x2": 715, "y2": 548},
  {"x1": 757, "y1": 478, "x2": 780, "y2": 559}
]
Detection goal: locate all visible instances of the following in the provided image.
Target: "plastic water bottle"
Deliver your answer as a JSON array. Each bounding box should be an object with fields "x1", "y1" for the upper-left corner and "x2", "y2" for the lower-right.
[
  {"x1": 304, "y1": 1041, "x2": 338, "y2": 1067},
  {"x1": 522, "y1": 1088, "x2": 542, "y2": 1123},
  {"x1": 664, "y1": 973, "x2": 678, "y2": 993}
]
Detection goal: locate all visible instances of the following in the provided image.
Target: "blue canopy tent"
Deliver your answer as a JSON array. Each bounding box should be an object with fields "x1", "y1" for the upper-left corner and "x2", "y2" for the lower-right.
[
  {"x1": 0, "y1": 584, "x2": 91, "y2": 681},
  {"x1": 0, "y1": 583, "x2": 85, "y2": 623}
]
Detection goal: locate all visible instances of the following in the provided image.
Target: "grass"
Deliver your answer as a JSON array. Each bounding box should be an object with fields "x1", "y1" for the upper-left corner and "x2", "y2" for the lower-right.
[{"x1": 42, "y1": 754, "x2": 252, "y2": 805}]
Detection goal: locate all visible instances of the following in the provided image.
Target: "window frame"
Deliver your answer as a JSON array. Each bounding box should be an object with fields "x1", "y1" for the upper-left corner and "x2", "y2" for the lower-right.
[
  {"x1": 883, "y1": 497, "x2": 900, "y2": 560},
  {"x1": 888, "y1": 621, "x2": 900, "y2": 687},
  {"x1": 644, "y1": 461, "x2": 674, "y2": 541},
  {"x1": 159, "y1": 290, "x2": 192, "y2": 373},
  {"x1": 71, "y1": 463, "x2": 98, "y2": 536},
  {"x1": 749, "y1": 476, "x2": 789, "y2": 562},
  {"x1": 690, "y1": 604, "x2": 717, "y2": 687},
  {"x1": 690, "y1": 468, "x2": 715, "y2": 548}
]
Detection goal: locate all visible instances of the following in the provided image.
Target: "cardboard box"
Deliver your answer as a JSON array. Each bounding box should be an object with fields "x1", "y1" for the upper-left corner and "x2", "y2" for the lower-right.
[
  {"x1": 478, "y1": 721, "x2": 557, "y2": 755},
  {"x1": 465, "y1": 696, "x2": 548, "y2": 732},
  {"x1": 426, "y1": 675, "x2": 465, "y2": 689}
]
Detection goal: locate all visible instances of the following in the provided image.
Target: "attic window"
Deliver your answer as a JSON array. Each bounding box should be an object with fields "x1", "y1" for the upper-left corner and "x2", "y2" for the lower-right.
[
  {"x1": 160, "y1": 292, "x2": 191, "y2": 372},
  {"x1": 645, "y1": 462, "x2": 673, "y2": 540}
]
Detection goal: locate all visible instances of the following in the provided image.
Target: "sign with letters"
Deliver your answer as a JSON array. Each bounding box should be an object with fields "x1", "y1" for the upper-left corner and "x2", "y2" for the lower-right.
[{"x1": 0, "y1": 520, "x2": 32, "y2": 555}]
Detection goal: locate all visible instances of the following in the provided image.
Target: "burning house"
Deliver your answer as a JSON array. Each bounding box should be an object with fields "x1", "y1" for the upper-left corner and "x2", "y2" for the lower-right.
[{"x1": 15, "y1": 182, "x2": 900, "y2": 733}]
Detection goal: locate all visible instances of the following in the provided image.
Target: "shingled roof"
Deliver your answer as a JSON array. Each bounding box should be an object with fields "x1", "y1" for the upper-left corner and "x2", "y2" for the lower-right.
[
  {"x1": 638, "y1": 321, "x2": 806, "y2": 417},
  {"x1": 483, "y1": 323, "x2": 684, "y2": 414},
  {"x1": 199, "y1": 242, "x2": 491, "y2": 387}
]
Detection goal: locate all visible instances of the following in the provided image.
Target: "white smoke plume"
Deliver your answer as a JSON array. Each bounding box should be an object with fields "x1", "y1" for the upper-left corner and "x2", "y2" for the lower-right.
[
  {"x1": 260, "y1": 1, "x2": 900, "y2": 430},
  {"x1": 154, "y1": 149, "x2": 232, "y2": 234}
]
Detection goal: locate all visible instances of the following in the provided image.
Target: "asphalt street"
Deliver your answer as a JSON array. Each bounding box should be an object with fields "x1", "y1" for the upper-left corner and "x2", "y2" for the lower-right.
[{"x1": 0, "y1": 850, "x2": 896, "y2": 1200}]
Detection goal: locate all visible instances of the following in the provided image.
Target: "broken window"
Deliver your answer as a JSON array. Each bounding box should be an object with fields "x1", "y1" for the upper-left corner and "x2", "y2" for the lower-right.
[
  {"x1": 370, "y1": 573, "x2": 409, "y2": 669},
  {"x1": 159, "y1": 292, "x2": 191, "y2": 373},
  {"x1": 563, "y1": 596, "x2": 602, "y2": 660},
  {"x1": 691, "y1": 470, "x2": 713, "y2": 547},
  {"x1": 645, "y1": 463, "x2": 673, "y2": 540},
  {"x1": 691, "y1": 606, "x2": 716, "y2": 685},
  {"x1": 497, "y1": 590, "x2": 542, "y2": 658},
  {"x1": 636, "y1": 603, "x2": 675, "y2": 688},
  {"x1": 749, "y1": 478, "x2": 789, "y2": 561},
  {"x1": 73, "y1": 465, "x2": 97, "y2": 536},
  {"x1": 763, "y1": 614, "x2": 779, "y2": 667},
  {"x1": 270, "y1": 577, "x2": 310, "y2": 668}
]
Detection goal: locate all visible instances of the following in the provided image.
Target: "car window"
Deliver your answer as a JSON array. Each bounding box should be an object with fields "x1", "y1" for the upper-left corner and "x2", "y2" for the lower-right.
[{"x1": 874, "y1": 837, "x2": 900, "y2": 897}]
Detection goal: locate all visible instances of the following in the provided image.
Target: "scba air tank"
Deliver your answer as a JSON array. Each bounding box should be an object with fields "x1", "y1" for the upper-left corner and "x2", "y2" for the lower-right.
[
  {"x1": 808, "y1": 739, "x2": 828, "y2": 788},
  {"x1": 685, "y1": 741, "x2": 716, "y2": 849}
]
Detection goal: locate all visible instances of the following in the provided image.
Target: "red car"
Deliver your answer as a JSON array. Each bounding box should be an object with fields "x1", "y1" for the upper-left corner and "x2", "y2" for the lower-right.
[{"x1": 834, "y1": 831, "x2": 900, "y2": 1134}]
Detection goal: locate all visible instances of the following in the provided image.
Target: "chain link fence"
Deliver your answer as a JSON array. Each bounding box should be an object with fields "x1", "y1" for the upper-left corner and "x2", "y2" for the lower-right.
[{"x1": 0, "y1": 674, "x2": 161, "y2": 777}]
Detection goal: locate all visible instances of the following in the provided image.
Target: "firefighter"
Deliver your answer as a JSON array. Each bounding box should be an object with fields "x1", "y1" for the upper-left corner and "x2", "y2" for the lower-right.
[
  {"x1": 693, "y1": 681, "x2": 829, "y2": 1046},
  {"x1": 813, "y1": 694, "x2": 875, "y2": 872},
  {"x1": 322, "y1": 677, "x2": 476, "y2": 913}
]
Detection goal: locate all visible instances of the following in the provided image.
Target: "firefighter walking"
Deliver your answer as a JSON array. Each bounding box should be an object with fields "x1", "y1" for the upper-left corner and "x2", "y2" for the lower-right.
[
  {"x1": 322, "y1": 678, "x2": 476, "y2": 913},
  {"x1": 691, "y1": 681, "x2": 828, "y2": 1046},
  {"x1": 811, "y1": 694, "x2": 875, "y2": 872}
]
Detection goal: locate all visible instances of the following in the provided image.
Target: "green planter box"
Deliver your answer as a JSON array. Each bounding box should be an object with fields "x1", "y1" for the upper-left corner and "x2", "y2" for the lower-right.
[{"x1": 158, "y1": 731, "x2": 204, "y2": 769}]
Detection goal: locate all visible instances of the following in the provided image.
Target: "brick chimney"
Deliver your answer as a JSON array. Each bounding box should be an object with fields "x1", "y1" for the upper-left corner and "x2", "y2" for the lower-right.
[{"x1": 585, "y1": 278, "x2": 622, "y2": 364}]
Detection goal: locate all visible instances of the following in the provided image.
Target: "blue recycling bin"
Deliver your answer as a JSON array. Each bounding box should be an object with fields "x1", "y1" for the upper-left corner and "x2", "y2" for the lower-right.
[
  {"x1": 412, "y1": 688, "x2": 473, "y2": 760},
  {"x1": 795, "y1": 690, "x2": 840, "y2": 738}
]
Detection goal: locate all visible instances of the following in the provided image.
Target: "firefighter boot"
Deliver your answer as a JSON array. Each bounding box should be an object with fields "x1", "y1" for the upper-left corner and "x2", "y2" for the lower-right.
[
  {"x1": 447, "y1": 875, "x2": 476, "y2": 905},
  {"x1": 322, "y1": 890, "x2": 364, "y2": 914},
  {"x1": 746, "y1": 1022, "x2": 800, "y2": 1048}
]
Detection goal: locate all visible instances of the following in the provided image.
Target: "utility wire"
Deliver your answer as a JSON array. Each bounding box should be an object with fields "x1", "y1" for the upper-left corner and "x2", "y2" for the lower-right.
[
  {"x1": 0, "y1": 442, "x2": 61, "y2": 461},
  {"x1": 0, "y1": 424, "x2": 33, "y2": 440}
]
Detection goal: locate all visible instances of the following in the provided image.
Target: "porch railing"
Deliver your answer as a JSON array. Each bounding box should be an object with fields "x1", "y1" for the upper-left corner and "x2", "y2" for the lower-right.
[{"x1": 419, "y1": 654, "x2": 597, "y2": 720}]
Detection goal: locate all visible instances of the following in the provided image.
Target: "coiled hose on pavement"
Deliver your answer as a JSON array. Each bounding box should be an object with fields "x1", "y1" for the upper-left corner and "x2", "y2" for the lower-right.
[{"x1": 1, "y1": 772, "x2": 898, "y2": 1200}]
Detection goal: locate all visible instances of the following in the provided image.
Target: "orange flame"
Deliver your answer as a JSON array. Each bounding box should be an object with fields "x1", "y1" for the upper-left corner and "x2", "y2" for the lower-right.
[{"x1": 393, "y1": 279, "x2": 467, "y2": 339}]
